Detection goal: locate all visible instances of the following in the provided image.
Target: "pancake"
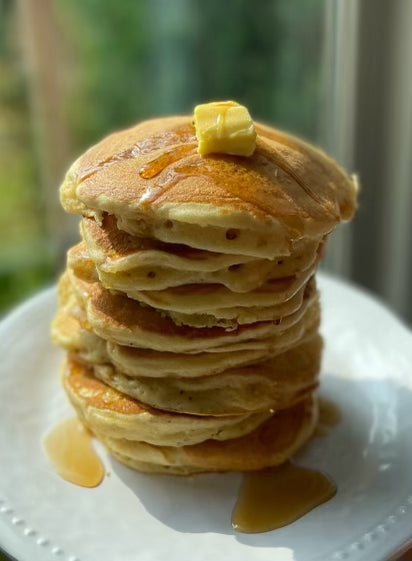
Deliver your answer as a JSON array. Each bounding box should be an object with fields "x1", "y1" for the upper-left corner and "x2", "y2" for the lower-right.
[
  {"x1": 123, "y1": 266, "x2": 317, "y2": 315},
  {"x1": 81, "y1": 214, "x2": 256, "y2": 272},
  {"x1": 164, "y1": 293, "x2": 305, "y2": 329},
  {"x1": 66, "y1": 268, "x2": 321, "y2": 353},
  {"x1": 80, "y1": 214, "x2": 323, "y2": 292},
  {"x1": 60, "y1": 117, "x2": 357, "y2": 258},
  {"x1": 63, "y1": 357, "x2": 273, "y2": 447},
  {"x1": 84, "y1": 335, "x2": 322, "y2": 415},
  {"x1": 91, "y1": 242, "x2": 320, "y2": 295},
  {"x1": 68, "y1": 241, "x2": 319, "y2": 327},
  {"x1": 105, "y1": 323, "x2": 320, "y2": 376},
  {"x1": 54, "y1": 107, "x2": 359, "y2": 478},
  {"x1": 52, "y1": 273, "x2": 321, "y2": 378},
  {"x1": 51, "y1": 272, "x2": 91, "y2": 350},
  {"x1": 68, "y1": 239, "x2": 319, "y2": 317},
  {"x1": 158, "y1": 276, "x2": 318, "y2": 328},
  {"x1": 97, "y1": 395, "x2": 317, "y2": 475}
]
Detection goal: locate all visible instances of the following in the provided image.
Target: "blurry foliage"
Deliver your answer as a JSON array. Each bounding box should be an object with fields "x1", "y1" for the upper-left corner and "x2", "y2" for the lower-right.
[
  {"x1": 0, "y1": 0, "x2": 324, "y2": 314},
  {"x1": 0, "y1": 0, "x2": 53, "y2": 313},
  {"x1": 58, "y1": 0, "x2": 324, "y2": 151},
  {"x1": 56, "y1": 0, "x2": 151, "y2": 153}
]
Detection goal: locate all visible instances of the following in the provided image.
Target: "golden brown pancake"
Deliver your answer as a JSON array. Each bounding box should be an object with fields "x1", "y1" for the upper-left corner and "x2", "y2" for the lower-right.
[
  {"x1": 66, "y1": 267, "x2": 320, "y2": 354},
  {"x1": 122, "y1": 266, "x2": 317, "y2": 315},
  {"x1": 52, "y1": 272, "x2": 321, "y2": 379},
  {"x1": 81, "y1": 214, "x2": 256, "y2": 272},
  {"x1": 80, "y1": 214, "x2": 323, "y2": 292},
  {"x1": 53, "y1": 110, "x2": 358, "y2": 476},
  {"x1": 82, "y1": 334, "x2": 322, "y2": 415},
  {"x1": 63, "y1": 357, "x2": 273, "y2": 447},
  {"x1": 60, "y1": 117, "x2": 357, "y2": 258},
  {"x1": 67, "y1": 239, "x2": 319, "y2": 318},
  {"x1": 68, "y1": 241, "x2": 320, "y2": 327},
  {"x1": 97, "y1": 395, "x2": 317, "y2": 474}
]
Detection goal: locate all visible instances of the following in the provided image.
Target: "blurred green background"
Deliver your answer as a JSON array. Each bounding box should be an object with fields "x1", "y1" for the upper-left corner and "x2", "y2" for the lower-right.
[{"x1": 0, "y1": 0, "x2": 325, "y2": 314}]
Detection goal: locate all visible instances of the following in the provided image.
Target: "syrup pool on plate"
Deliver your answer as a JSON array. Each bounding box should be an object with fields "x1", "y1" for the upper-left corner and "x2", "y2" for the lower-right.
[
  {"x1": 44, "y1": 399, "x2": 341, "y2": 531},
  {"x1": 232, "y1": 398, "x2": 340, "y2": 533},
  {"x1": 43, "y1": 417, "x2": 104, "y2": 488},
  {"x1": 232, "y1": 461, "x2": 336, "y2": 533}
]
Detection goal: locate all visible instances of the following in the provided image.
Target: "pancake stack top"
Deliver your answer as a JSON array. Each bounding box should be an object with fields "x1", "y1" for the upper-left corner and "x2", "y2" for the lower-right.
[{"x1": 52, "y1": 101, "x2": 357, "y2": 474}]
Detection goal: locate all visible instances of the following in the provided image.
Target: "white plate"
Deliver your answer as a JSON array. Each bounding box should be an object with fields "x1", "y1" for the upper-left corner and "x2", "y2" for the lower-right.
[{"x1": 0, "y1": 273, "x2": 411, "y2": 561}]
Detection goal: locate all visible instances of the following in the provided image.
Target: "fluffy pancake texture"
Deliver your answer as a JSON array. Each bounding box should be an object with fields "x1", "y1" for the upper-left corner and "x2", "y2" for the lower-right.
[
  {"x1": 60, "y1": 117, "x2": 357, "y2": 258},
  {"x1": 84, "y1": 335, "x2": 322, "y2": 416},
  {"x1": 55, "y1": 293, "x2": 322, "y2": 415},
  {"x1": 67, "y1": 239, "x2": 320, "y2": 320},
  {"x1": 80, "y1": 214, "x2": 322, "y2": 292},
  {"x1": 53, "y1": 111, "x2": 357, "y2": 475},
  {"x1": 66, "y1": 268, "x2": 321, "y2": 353},
  {"x1": 97, "y1": 395, "x2": 317, "y2": 474},
  {"x1": 51, "y1": 274, "x2": 321, "y2": 378},
  {"x1": 64, "y1": 358, "x2": 272, "y2": 447}
]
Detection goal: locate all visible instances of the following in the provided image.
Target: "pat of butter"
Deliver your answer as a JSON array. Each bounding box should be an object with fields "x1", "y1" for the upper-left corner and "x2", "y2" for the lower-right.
[{"x1": 194, "y1": 101, "x2": 256, "y2": 157}]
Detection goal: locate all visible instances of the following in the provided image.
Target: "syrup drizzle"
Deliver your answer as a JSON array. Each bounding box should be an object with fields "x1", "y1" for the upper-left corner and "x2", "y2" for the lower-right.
[
  {"x1": 136, "y1": 155, "x2": 297, "y2": 216},
  {"x1": 81, "y1": 121, "x2": 336, "y2": 222},
  {"x1": 79, "y1": 124, "x2": 196, "y2": 182},
  {"x1": 43, "y1": 418, "x2": 104, "y2": 488},
  {"x1": 232, "y1": 461, "x2": 336, "y2": 533},
  {"x1": 232, "y1": 398, "x2": 341, "y2": 533},
  {"x1": 139, "y1": 144, "x2": 197, "y2": 179},
  {"x1": 135, "y1": 145, "x2": 331, "y2": 224}
]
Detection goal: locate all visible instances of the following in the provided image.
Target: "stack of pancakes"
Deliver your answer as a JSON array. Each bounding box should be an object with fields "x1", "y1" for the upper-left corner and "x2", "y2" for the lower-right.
[{"x1": 52, "y1": 117, "x2": 357, "y2": 475}]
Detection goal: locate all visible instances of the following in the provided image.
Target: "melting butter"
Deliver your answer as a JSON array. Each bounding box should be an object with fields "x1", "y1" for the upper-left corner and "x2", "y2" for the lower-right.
[{"x1": 194, "y1": 101, "x2": 256, "y2": 156}]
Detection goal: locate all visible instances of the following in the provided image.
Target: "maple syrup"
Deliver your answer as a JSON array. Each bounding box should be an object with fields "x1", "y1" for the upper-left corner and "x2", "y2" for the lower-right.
[
  {"x1": 139, "y1": 144, "x2": 196, "y2": 179},
  {"x1": 43, "y1": 418, "x2": 104, "y2": 488},
  {"x1": 232, "y1": 461, "x2": 336, "y2": 533},
  {"x1": 135, "y1": 152, "x2": 320, "y2": 218},
  {"x1": 79, "y1": 124, "x2": 196, "y2": 182},
  {"x1": 79, "y1": 119, "x2": 334, "y2": 225},
  {"x1": 232, "y1": 398, "x2": 340, "y2": 533}
]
